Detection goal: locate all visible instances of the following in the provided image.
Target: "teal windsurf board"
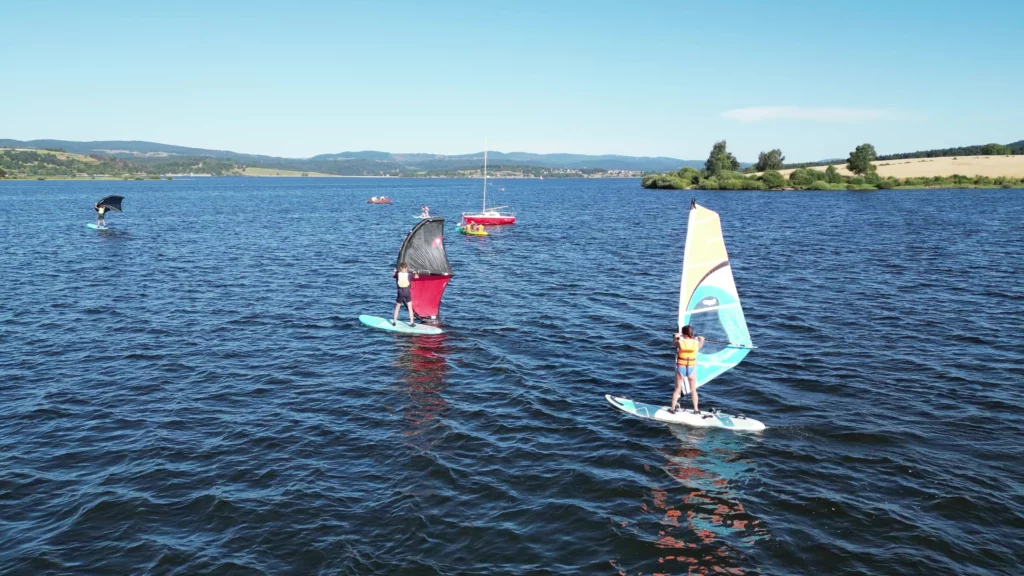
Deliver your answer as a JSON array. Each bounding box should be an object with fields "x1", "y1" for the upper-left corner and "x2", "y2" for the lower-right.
[
  {"x1": 606, "y1": 394, "x2": 765, "y2": 431},
  {"x1": 359, "y1": 314, "x2": 443, "y2": 335},
  {"x1": 87, "y1": 223, "x2": 108, "y2": 230}
]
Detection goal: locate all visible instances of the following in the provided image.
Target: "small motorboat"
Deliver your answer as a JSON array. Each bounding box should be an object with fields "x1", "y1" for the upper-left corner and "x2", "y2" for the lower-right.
[{"x1": 368, "y1": 196, "x2": 392, "y2": 204}]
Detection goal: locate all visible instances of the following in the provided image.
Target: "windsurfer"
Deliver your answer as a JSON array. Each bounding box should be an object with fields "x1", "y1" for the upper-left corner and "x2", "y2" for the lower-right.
[
  {"x1": 671, "y1": 325, "x2": 704, "y2": 414},
  {"x1": 393, "y1": 262, "x2": 419, "y2": 326},
  {"x1": 95, "y1": 203, "x2": 107, "y2": 227}
]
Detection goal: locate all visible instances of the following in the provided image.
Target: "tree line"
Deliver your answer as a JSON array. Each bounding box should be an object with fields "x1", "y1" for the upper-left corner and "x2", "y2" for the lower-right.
[
  {"x1": 877, "y1": 141, "x2": 1023, "y2": 161},
  {"x1": 641, "y1": 140, "x2": 1024, "y2": 191}
]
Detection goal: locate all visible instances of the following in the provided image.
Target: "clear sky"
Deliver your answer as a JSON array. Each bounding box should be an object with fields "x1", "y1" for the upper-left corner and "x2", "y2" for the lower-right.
[{"x1": 3, "y1": 0, "x2": 1022, "y2": 161}]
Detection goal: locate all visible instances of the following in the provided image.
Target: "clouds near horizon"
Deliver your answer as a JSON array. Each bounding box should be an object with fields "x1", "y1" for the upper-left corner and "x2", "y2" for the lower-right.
[{"x1": 721, "y1": 106, "x2": 893, "y2": 124}]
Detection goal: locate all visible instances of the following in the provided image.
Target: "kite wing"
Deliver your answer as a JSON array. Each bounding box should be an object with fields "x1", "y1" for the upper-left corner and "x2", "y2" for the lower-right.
[
  {"x1": 396, "y1": 218, "x2": 454, "y2": 319},
  {"x1": 97, "y1": 195, "x2": 124, "y2": 212}
]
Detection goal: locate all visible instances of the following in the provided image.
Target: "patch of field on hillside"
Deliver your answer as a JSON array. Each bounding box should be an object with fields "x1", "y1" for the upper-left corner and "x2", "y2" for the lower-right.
[
  {"x1": 238, "y1": 167, "x2": 338, "y2": 177},
  {"x1": 774, "y1": 155, "x2": 1024, "y2": 178},
  {"x1": 5, "y1": 148, "x2": 100, "y2": 163}
]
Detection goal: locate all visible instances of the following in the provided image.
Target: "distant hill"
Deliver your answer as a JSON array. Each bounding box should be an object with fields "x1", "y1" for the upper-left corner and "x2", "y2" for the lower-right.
[
  {"x1": 313, "y1": 150, "x2": 702, "y2": 171},
  {"x1": 0, "y1": 139, "x2": 701, "y2": 174}
]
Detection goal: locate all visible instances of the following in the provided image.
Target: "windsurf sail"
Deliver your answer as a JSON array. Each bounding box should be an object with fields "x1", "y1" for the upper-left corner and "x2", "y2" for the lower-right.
[
  {"x1": 96, "y1": 195, "x2": 124, "y2": 211},
  {"x1": 679, "y1": 200, "x2": 753, "y2": 389},
  {"x1": 397, "y1": 218, "x2": 453, "y2": 319}
]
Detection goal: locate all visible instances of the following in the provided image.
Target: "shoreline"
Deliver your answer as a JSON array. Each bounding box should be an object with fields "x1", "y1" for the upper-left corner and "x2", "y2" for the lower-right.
[{"x1": 0, "y1": 174, "x2": 643, "y2": 181}]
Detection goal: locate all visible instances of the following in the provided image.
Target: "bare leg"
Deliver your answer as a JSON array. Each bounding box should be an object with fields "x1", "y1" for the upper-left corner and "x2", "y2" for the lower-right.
[
  {"x1": 393, "y1": 303, "x2": 401, "y2": 323},
  {"x1": 689, "y1": 374, "x2": 699, "y2": 412},
  {"x1": 406, "y1": 302, "x2": 415, "y2": 325},
  {"x1": 671, "y1": 370, "x2": 683, "y2": 411}
]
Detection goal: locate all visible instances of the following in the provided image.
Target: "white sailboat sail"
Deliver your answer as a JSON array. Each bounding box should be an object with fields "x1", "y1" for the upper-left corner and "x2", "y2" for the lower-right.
[{"x1": 678, "y1": 201, "x2": 753, "y2": 389}]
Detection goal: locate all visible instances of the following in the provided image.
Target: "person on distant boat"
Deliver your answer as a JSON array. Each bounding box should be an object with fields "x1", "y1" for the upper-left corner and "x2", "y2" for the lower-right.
[
  {"x1": 671, "y1": 325, "x2": 705, "y2": 414},
  {"x1": 95, "y1": 202, "x2": 108, "y2": 228},
  {"x1": 392, "y1": 262, "x2": 419, "y2": 327}
]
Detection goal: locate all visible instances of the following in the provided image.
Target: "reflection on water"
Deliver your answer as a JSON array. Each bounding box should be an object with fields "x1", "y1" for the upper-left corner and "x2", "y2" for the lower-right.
[
  {"x1": 615, "y1": 427, "x2": 769, "y2": 575},
  {"x1": 394, "y1": 332, "x2": 450, "y2": 443}
]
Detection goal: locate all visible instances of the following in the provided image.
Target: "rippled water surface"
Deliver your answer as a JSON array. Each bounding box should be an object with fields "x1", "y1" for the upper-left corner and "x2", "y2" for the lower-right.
[{"x1": 2, "y1": 178, "x2": 1022, "y2": 575}]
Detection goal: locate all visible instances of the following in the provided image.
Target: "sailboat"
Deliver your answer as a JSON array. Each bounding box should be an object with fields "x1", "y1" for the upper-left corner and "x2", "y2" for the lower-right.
[
  {"x1": 606, "y1": 199, "x2": 764, "y2": 431},
  {"x1": 461, "y1": 148, "x2": 516, "y2": 225}
]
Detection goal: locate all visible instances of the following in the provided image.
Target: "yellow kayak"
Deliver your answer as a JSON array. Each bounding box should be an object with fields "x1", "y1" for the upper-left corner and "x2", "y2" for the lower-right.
[{"x1": 457, "y1": 225, "x2": 488, "y2": 236}]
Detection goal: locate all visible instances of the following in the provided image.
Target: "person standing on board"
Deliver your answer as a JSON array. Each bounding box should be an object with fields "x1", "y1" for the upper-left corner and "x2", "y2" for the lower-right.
[
  {"x1": 95, "y1": 202, "x2": 108, "y2": 228},
  {"x1": 392, "y1": 262, "x2": 419, "y2": 327},
  {"x1": 671, "y1": 325, "x2": 705, "y2": 414}
]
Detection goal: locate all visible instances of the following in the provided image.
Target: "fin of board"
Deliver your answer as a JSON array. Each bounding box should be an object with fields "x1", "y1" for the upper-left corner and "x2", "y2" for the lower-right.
[
  {"x1": 605, "y1": 394, "x2": 765, "y2": 431},
  {"x1": 359, "y1": 314, "x2": 443, "y2": 335}
]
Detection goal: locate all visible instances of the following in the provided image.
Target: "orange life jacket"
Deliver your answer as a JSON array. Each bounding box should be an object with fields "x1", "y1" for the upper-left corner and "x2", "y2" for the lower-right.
[{"x1": 676, "y1": 337, "x2": 699, "y2": 367}]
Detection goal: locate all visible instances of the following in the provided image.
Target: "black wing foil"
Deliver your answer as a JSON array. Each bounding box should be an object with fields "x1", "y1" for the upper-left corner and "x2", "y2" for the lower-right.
[
  {"x1": 97, "y1": 195, "x2": 124, "y2": 211},
  {"x1": 397, "y1": 218, "x2": 453, "y2": 276}
]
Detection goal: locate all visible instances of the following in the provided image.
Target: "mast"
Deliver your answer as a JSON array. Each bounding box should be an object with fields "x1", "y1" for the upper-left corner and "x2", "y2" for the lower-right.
[
  {"x1": 482, "y1": 143, "x2": 488, "y2": 212},
  {"x1": 678, "y1": 200, "x2": 696, "y2": 332}
]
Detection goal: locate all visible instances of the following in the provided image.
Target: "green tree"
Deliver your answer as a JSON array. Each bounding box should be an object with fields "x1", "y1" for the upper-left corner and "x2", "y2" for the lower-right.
[
  {"x1": 789, "y1": 167, "x2": 825, "y2": 187},
  {"x1": 981, "y1": 143, "x2": 1012, "y2": 155},
  {"x1": 676, "y1": 166, "x2": 701, "y2": 184},
  {"x1": 754, "y1": 149, "x2": 785, "y2": 172},
  {"x1": 0, "y1": 167, "x2": 6, "y2": 178},
  {"x1": 824, "y1": 165, "x2": 842, "y2": 184},
  {"x1": 847, "y1": 143, "x2": 877, "y2": 175},
  {"x1": 704, "y1": 140, "x2": 740, "y2": 177},
  {"x1": 760, "y1": 170, "x2": 786, "y2": 189}
]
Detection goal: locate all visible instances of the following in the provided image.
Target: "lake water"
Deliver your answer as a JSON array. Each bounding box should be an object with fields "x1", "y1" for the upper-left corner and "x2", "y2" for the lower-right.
[{"x1": 1, "y1": 178, "x2": 1022, "y2": 575}]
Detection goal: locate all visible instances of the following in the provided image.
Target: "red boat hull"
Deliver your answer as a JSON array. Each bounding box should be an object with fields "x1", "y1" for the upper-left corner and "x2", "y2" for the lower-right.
[{"x1": 462, "y1": 215, "x2": 516, "y2": 225}]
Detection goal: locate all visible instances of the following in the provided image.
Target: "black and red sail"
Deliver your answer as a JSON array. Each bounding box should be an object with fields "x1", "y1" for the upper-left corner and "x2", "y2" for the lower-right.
[{"x1": 397, "y1": 218, "x2": 453, "y2": 319}]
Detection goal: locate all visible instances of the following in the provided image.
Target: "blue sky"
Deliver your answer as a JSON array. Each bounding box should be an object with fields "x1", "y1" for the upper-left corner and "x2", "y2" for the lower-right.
[{"x1": 3, "y1": 0, "x2": 1022, "y2": 161}]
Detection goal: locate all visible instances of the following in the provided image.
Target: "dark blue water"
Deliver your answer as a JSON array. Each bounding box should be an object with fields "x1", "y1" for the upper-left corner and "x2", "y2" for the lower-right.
[{"x1": 2, "y1": 178, "x2": 1022, "y2": 575}]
